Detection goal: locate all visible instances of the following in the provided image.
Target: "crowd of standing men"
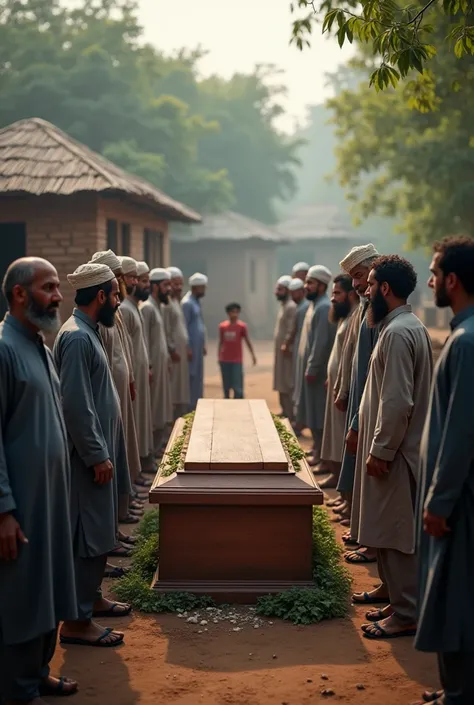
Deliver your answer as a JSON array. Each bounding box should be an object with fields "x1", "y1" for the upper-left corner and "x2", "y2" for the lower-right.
[
  {"x1": 273, "y1": 238, "x2": 474, "y2": 705},
  {"x1": 0, "y1": 250, "x2": 209, "y2": 703}
]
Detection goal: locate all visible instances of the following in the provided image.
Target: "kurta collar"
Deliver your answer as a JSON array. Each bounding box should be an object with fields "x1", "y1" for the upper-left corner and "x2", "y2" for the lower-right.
[
  {"x1": 381, "y1": 303, "x2": 412, "y2": 328},
  {"x1": 450, "y1": 305, "x2": 474, "y2": 331},
  {"x1": 3, "y1": 312, "x2": 43, "y2": 343},
  {"x1": 73, "y1": 308, "x2": 99, "y2": 332}
]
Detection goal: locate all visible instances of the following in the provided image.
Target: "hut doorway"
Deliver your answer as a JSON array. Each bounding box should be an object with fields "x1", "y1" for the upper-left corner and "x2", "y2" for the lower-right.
[{"x1": 0, "y1": 222, "x2": 26, "y2": 319}]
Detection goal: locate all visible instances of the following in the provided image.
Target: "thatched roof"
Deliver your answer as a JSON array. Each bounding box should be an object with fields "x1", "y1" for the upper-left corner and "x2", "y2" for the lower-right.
[
  {"x1": 172, "y1": 210, "x2": 283, "y2": 244},
  {"x1": 0, "y1": 118, "x2": 201, "y2": 223}
]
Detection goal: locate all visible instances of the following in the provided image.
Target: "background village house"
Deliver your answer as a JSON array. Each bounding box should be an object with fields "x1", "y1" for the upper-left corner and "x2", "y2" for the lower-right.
[
  {"x1": 0, "y1": 117, "x2": 200, "y2": 319},
  {"x1": 171, "y1": 211, "x2": 283, "y2": 340}
]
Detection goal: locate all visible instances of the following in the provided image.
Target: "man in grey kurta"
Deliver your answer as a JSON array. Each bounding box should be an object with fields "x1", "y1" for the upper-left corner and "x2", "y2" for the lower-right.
[
  {"x1": 119, "y1": 257, "x2": 154, "y2": 479},
  {"x1": 165, "y1": 266, "x2": 190, "y2": 419},
  {"x1": 289, "y1": 278, "x2": 309, "y2": 425},
  {"x1": 320, "y1": 274, "x2": 358, "y2": 488},
  {"x1": 182, "y1": 273, "x2": 208, "y2": 411},
  {"x1": 353, "y1": 256, "x2": 432, "y2": 640},
  {"x1": 0, "y1": 257, "x2": 78, "y2": 701},
  {"x1": 335, "y1": 244, "x2": 380, "y2": 554},
  {"x1": 415, "y1": 237, "x2": 474, "y2": 705},
  {"x1": 295, "y1": 265, "x2": 335, "y2": 466},
  {"x1": 273, "y1": 275, "x2": 297, "y2": 420},
  {"x1": 54, "y1": 263, "x2": 130, "y2": 648},
  {"x1": 141, "y1": 268, "x2": 174, "y2": 456}
]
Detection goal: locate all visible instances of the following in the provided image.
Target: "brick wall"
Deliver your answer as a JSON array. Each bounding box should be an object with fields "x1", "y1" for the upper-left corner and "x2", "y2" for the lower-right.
[{"x1": 97, "y1": 196, "x2": 169, "y2": 266}]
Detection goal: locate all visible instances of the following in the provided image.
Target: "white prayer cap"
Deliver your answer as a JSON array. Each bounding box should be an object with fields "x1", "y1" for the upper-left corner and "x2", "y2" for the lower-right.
[
  {"x1": 307, "y1": 265, "x2": 332, "y2": 285},
  {"x1": 189, "y1": 272, "x2": 208, "y2": 286},
  {"x1": 339, "y1": 243, "x2": 379, "y2": 274},
  {"x1": 292, "y1": 261, "x2": 310, "y2": 274},
  {"x1": 136, "y1": 261, "x2": 150, "y2": 277},
  {"x1": 67, "y1": 263, "x2": 114, "y2": 291},
  {"x1": 289, "y1": 277, "x2": 304, "y2": 291},
  {"x1": 89, "y1": 249, "x2": 121, "y2": 272},
  {"x1": 167, "y1": 266, "x2": 183, "y2": 279},
  {"x1": 119, "y1": 256, "x2": 138, "y2": 275},
  {"x1": 277, "y1": 275, "x2": 292, "y2": 288},
  {"x1": 150, "y1": 267, "x2": 170, "y2": 282}
]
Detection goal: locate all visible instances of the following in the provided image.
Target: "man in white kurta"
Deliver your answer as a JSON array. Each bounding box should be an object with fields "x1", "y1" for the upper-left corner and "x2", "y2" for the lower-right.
[
  {"x1": 164, "y1": 266, "x2": 190, "y2": 419},
  {"x1": 320, "y1": 274, "x2": 359, "y2": 488},
  {"x1": 140, "y1": 268, "x2": 174, "y2": 457},
  {"x1": 119, "y1": 258, "x2": 154, "y2": 481},
  {"x1": 273, "y1": 275, "x2": 297, "y2": 419},
  {"x1": 352, "y1": 255, "x2": 433, "y2": 640}
]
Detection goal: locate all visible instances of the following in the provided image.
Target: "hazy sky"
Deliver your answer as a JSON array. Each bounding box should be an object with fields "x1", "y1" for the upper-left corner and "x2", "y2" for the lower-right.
[{"x1": 138, "y1": 0, "x2": 353, "y2": 131}]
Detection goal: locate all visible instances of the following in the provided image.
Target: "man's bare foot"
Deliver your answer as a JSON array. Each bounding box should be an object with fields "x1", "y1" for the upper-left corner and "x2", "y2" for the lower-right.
[
  {"x1": 352, "y1": 584, "x2": 389, "y2": 604},
  {"x1": 361, "y1": 614, "x2": 416, "y2": 639},
  {"x1": 93, "y1": 597, "x2": 132, "y2": 617},
  {"x1": 364, "y1": 604, "x2": 394, "y2": 622},
  {"x1": 60, "y1": 620, "x2": 124, "y2": 645},
  {"x1": 39, "y1": 675, "x2": 78, "y2": 696},
  {"x1": 319, "y1": 473, "x2": 339, "y2": 489},
  {"x1": 333, "y1": 500, "x2": 348, "y2": 515}
]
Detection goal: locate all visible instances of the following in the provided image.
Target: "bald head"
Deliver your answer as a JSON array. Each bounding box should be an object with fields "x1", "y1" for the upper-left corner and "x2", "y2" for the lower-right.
[{"x1": 2, "y1": 257, "x2": 62, "y2": 333}]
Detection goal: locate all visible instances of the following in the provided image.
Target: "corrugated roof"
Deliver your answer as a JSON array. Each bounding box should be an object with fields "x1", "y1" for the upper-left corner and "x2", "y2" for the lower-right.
[
  {"x1": 171, "y1": 210, "x2": 283, "y2": 243},
  {"x1": 0, "y1": 117, "x2": 201, "y2": 223}
]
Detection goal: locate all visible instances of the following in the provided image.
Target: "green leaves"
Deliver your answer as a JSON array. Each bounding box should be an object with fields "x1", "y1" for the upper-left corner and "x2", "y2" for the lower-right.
[{"x1": 290, "y1": 0, "x2": 474, "y2": 92}]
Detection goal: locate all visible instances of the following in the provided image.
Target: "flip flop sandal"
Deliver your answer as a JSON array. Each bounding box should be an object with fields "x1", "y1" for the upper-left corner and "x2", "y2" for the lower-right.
[
  {"x1": 108, "y1": 545, "x2": 132, "y2": 558},
  {"x1": 343, "y1": 537, "x2": 360, "y2": 547},
  {"x1": 362, "y1": 621, "x2": 417, "y2": 640},
  {"x1": 423, "y1": 690, "x2": 444, "y2": 703},
  {"x1": 120, "y1": 535, "x2": 138, "y2": 545},
  {"x1": 60, "y1": 627, "x2": 124, "y2": 648},
  {"x1": 364, "y1": 608, "x2": 388, "y2": 622},
  {"x1": 352, "y1": 591, "x2": 389, "y2": 605},
  {"x1": 39, "y1": 677, "x2": 78, "y2": 697},
  {"x1": 119, "y1": 514, "x2": 140, "y2": 524},
  {"x1": 104, "y1": 565, "x2": 130, "y2": 579},
  {"x1": 327, "y1": 497, "x2": 343, "y2": 507},
  {"x1": 93, "y1": 602, "x2": 132, "y2": 618},
  {"x1": 345, "y1": 550, "x2": 377, "y2": 564}
]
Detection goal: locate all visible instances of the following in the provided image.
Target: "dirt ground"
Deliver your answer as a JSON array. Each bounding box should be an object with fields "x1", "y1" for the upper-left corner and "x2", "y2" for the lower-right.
[{"x1": 50, "y1": 338, "x2": 444, "y2": 705}]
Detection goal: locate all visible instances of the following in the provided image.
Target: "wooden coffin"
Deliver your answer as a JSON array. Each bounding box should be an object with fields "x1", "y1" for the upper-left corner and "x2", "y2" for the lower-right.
[{"x1": 149, "y1": 399, "x2": 323, "y2": 603}]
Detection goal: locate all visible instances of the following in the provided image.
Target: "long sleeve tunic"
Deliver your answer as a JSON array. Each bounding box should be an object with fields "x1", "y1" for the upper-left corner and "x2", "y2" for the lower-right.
[
  {"x1": 53, "y1": 309, "x2": 126, "y2": 558},
  {"x1": 140, "y1": 296, "x2": 173, "y2": 432},
  {"x1": 273, "y1": 298, "x2": 297, "y2": 395},
  {"x1": 182, "y1": 293, "x2": 206, "y2": 410},
  {"x1": 0, "y1": 315, "x2": 77, "y2": 645},
  {"x1": 415, "y1": 306, "x2": 474, "y2": 653},
  {"x1": 163, "y1": 297, "x2": 190, "y2": 408}
]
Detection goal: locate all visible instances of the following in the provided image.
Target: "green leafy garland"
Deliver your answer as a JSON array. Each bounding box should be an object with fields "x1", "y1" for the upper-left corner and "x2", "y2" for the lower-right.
[
  {"x1": 161, "y1": 412, "x2": 195, "y2": 478},
  {"x1": 271, "y1": 413, "x2": 305, "y2": 471}
]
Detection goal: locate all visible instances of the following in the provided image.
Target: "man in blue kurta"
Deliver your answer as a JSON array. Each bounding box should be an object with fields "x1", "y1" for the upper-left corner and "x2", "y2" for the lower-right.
[
  {"x1": 0, "y1": 257, "x2": 78, "y2": 703},
  {"x1": 182, "y1": 272, "x2": 208, "y2": 411},
  {"x1": 54, "y1": 263, "x2": 131, "y2": 648},
  {"x1": 415, "y1": 236, "x2": 474, "y2": 705}
]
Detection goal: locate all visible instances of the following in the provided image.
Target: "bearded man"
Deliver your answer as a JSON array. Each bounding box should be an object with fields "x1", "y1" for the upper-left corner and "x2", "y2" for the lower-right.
[
  {"x1": 414, "y1": 237, "x2": 474, "y2": 705},
  {"x1": 89, "y1": 250, "x2": 141, "y2": 526},
  {"x1": 119, "y1": 257, "x2": 154, "y2": 480},
  {"x1": 164, "y1": 266, "x2": 190, "y2": 419},
  {"x1": 53, "y1": 263, "x2": 130, "y2": 648},
  {"x1": 353, "y1": 256, "x2": 432, "y2": 641},
  {"x1": 140, "y1": 268, "x2": 173, "y2": 457},
  {"x1": 319, "y1": 274, "x2": 359, "y2": 490},
  {"x1": 295, "y1": 265, "x2": 335, "y2": 466},
  {"x1": 273, "y1": 275, "x2": 297, "y2": 419},
  {"x1": 0, "y1": 257, "x2": 78, "y2": 703}
]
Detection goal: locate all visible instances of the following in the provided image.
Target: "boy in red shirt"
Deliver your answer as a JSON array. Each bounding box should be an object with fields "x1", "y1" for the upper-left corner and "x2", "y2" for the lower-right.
[{"x1": 218, "y1": 303, "x2": 257, "y2": 399}]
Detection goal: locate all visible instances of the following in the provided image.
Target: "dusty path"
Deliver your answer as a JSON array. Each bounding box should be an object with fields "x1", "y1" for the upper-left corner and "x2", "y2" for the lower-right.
[{"x1": 50, "y1": 340, "x2": 440, "y2": 705}]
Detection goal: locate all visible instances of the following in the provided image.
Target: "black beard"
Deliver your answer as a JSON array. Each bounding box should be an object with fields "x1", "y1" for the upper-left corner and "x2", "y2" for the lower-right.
[
  {"x1": 368, "y1": 288, "x2": 389, "y2": 326},
  {"x1": 158, "y1": 292, "x2": 169, "y2": 304},
  {"x1": 25, "y1": 293, "x2": 61, "y2": 334},
  {"x1": 98, "y1": 299, "x2": 118, "y2": 328},
  {"x1": 435, "y1": 280, "x2": 451, "y2": 308},
  {"x1": 276, "y1": 294, "x2": 288, "y2": 302},
  {"x1": 136, "y1": 287, "x2": 149, "y2": 302},
  {"x1": 331, "y1": 299, "x2": 350, "y2": 323},
  {"x1": 306, "y1": 290, "x2": 318, "y2": 302}
]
